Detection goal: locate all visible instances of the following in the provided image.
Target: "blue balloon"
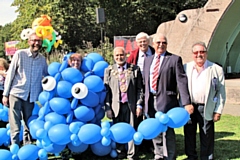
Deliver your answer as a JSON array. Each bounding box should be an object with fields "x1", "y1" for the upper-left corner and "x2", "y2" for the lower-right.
[
  {"x1": 110, "y1": 122, "x2": 135, "y2": 143},
  {"x1": 10, "y1": 143, "x2": 19, "y2": 154},
  {"x1": 84, "y1": 75, "x2": 104, "y2": 92},
  {"x1": 91, "y1": 140, "x2": 111, "y2": 156},
  {"x1": 69, "y1": 122, "x2": 85, "y2": 134},
  {"x1": 81, "y1": 57, "x2": 94, "y2": 73},
  {"x1": 92, "y1": 61, "x2": 109, "y2": 77},
  {"x1": 0, "y1": 149, "x2": 12, "y2": 160},
  {"x1": 48, "y1": 124, "x2": 71, "y2": 145},
  {"x1": 97, "y1": 90, "x2": 106, "y2": 105},
  {"x1": 61, "y1": 68, "x2": 83, "y2": 84},
  {"x1": 45, "y1": 112, "x2": 66, "y2": 125},
  {"x1": 110, "y1": 149, "x2": 118, "y2": 158},
  {"x1": 101, "y1": 136, "x2": 111, "y2": 146},
  {"x1": 38, "y1": 102, "x2": 51, "y2": 120},
  {"x1": 133, "y1": 132, "x2": 143, "y2": 144},
  {"x1": 27, "y1": 115, "x2": 38, "y2": 127},
  {"x1": 167, "y1": 107, "x2": 190, "y2": 128},
  {"x1": 74, "y1": 105, "x2": 95, "y2": 122},
  {"x1": 43, "y1": 143, "x2": 66, "y2": 154},
  {"x1": 59, "y1": 57, "x2": 69, "y2": 72},
  {"x1": 137, "y1": 118, "x2": 163, "y2": 140},
  {"x1": 80, "y1": 90, "x2": 99, "y2": 107},
  {"x1": 38, "y1": 149, "x2": 47, "y2": 159},
  {"x1": 66, "y1": 111, "x2": 74, "y2": 124},
  {"x1": 56, "y1": 80, "x2": 73, "y2": 98},
  {"x1": 158, "y1": 113, "x2": 170, "y2": 124},
  {"x1": 32, "y1": 103, "x2": 40, "y2": 115},
  {"x1": 29, "y1": 120, "x2": 45, "y2": 139},
  {"x1": 38, "y1": 90, "x2": 55, "y2": 106},
  {"x1": 95, "y1": 108, "x2": 105, "y2": 121},
  {"x1": 18, "y1": 144, "x2": 40, "y2": 160},
  {"x1": 0, "y1": 128, "x2": 9, "y2": 145},
  {"x1": 36, "y1": 128, "x2": 47, "y2": 139},
  {"x1": 49, "y1": 97, "x2": 71, "y2": 115},
  {"x1": 87, "y1": 52, "x2": 104, "y2": 64},
  {"x1": 68, "y1": 142, "x2": 88, "y2": 153},
  {"x1": 78, "y1": 124, "x2": 102, "y2": 144},
  {"x1": 48, "y1": 62, "x2": 61, "y2": 76}
]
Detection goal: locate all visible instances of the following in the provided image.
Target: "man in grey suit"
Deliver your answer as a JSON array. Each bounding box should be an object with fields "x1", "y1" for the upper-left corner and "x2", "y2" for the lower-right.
[
  {"x1": 143, "y1": 33, "x2": 194, "y2": 160},
  {"x1": 184, "y1": 42, "x2": 226, "y2": 160},
  {"x1": 104, "y1": 47, "x2": 144, "y2": 160}
]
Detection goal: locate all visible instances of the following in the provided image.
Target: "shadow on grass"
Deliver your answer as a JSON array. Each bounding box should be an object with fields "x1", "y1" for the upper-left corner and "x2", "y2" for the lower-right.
[{"x1": 176, "y1": 131, "x2": 240, "y2": 160}]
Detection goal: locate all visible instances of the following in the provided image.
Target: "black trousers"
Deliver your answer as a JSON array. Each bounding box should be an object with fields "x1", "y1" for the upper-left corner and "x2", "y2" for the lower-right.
[{"x1": 184, "y1": 103, "x2": 214, "y2": 160}]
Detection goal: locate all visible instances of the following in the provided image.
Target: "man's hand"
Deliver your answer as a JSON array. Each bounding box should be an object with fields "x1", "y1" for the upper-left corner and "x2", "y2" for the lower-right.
[
  {"x1": 213, "y1": 113, "x2": 221, "y2": 122},
  {"x1": 136, "y1": 107, "x2": 142, "y2": 117},
  {"x1": 106, "y1": 110, "x2": 113, "y2": 119},
  {"x1": 184, "y1": 104, "x2": 194, "y2": 114},
  {"x1": 2, "y1": 96, "x2": 9, "y2": 107}
]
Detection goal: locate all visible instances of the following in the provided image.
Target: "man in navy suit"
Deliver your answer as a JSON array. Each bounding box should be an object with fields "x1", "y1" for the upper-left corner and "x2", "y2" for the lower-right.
[{"x1": 143, "y1": 32, "x2": 194, "y2": 160}]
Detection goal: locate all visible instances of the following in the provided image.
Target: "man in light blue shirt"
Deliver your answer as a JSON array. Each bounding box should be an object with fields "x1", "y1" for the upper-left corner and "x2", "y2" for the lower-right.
[{"x1": 2, "y1": 32, "x2": 48, "y2": 146}]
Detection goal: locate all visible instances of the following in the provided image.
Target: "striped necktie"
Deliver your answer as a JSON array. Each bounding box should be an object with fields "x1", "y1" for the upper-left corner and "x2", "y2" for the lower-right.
[{"x1": 152, "y1": 55, "x2": 160, "y2": 91}]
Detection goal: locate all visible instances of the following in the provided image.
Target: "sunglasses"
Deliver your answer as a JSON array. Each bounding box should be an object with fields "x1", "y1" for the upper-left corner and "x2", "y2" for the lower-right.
[
  {"x1": 193, "y1": 51, "x2": 206, "y2": 55},
  {"x1": 155, "y1": 41, "x2": 167, "y2": 45}
]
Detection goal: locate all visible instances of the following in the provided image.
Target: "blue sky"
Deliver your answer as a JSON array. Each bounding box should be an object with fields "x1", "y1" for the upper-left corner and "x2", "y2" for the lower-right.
[{"x1": 0, "y1": 0, "x2": 18, "y2": 26}]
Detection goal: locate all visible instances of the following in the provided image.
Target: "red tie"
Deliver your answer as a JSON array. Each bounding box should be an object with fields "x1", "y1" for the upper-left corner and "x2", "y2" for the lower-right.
[{"x1": 152, "y1": 55, "x2": 160, "y2": 91}]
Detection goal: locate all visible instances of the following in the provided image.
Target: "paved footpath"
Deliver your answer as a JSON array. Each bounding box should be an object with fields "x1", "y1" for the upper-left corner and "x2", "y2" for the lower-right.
[{"x1": 223, "y1": 79, "x2": 240, "y2": 117}]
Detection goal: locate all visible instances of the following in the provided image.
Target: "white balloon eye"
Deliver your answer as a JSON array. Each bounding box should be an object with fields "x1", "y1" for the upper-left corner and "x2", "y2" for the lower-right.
[
  {"x1": 71, "y1": 83, "x2": 88, "y2": 99},
  {"x1": 42, "y1": 76, "x2": 56, "y2": 91}
]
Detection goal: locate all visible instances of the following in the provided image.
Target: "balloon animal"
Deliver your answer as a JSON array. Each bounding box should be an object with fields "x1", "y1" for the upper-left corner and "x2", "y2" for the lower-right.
[{"x1": 0, "y1": 52, "x2": 190, "y2": 160}]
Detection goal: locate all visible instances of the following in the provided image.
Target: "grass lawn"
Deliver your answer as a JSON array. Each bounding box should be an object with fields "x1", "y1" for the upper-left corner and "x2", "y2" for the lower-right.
[{"x1": 49, "y1": 114, "x2": 240, "y2": 160}]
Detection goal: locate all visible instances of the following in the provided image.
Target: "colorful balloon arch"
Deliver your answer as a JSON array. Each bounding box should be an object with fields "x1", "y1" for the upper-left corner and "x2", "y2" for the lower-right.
[{"x1": 0, "y1": 53, "x2": 190, "y2": 159}]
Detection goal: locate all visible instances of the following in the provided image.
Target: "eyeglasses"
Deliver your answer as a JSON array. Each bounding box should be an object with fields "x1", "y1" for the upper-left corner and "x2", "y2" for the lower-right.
[
  {"x1": 155, "y1": 41, "x2": 167, "y2": 45},
  {"x1": 193, "y1": 51, "x2": 206, "y2": 55},
  {"x1": 30, "y1": 39, "x2": 42, "y2": 43}
]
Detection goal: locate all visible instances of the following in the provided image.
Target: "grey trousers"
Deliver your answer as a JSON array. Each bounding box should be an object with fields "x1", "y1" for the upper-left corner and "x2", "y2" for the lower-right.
[{"x1": 9, "y1": 94, "x2": 34, "y2": 146}]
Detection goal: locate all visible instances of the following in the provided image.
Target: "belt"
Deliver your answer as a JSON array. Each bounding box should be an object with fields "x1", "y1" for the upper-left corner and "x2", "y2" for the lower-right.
[{"x1": 192, "y1": 102, "x2": 205, "y2": 106}]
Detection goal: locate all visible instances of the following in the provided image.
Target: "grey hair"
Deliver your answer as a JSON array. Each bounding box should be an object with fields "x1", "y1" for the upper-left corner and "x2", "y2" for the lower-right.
[
  {"x1": 192, "y1": 41, "x2": 207, "y2": 52},
  {"x1": 153, "y1": 33, "x2": 168, "y2": 43},
  {"x1": 136, "y1": 32, "x2": 150, "y2": 41}
]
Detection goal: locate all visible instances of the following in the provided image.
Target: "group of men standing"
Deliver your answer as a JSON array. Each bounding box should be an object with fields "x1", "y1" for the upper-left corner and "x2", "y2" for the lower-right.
[
  {"x1": 104, "y1": 32, "x2": 226, "y2": 160},
  {"x1": 2, "y1": 31, "x2": 225, "y2": 160}
]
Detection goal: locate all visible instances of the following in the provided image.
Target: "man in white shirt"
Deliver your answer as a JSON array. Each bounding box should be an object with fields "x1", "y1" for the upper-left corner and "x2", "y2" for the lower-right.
[{"x1": 184, "y1": 41, "x2": 226, "y2": 160}]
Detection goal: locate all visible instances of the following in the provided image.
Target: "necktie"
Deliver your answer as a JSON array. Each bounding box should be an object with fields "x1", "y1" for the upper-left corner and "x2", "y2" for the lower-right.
[
  {"x1": 119, "y1": 66, "x2": 128, "y2": 103},
  {"x1": 152, "y1": 55, "x2": 160, "y2": 91}
]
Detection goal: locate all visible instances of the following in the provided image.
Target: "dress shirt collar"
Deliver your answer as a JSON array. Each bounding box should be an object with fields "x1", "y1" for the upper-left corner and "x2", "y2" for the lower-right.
[
  {"x1": 139, "y1": 47, "x2": 152, "y2": 57},
  {"x1": 154, "y1": 51, "x2": 166, "y2": 59}
]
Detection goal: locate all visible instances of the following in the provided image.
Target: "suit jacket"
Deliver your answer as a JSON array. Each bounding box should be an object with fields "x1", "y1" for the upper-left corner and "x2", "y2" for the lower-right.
[
  {"x1": 143, "y1": 51, "x2": 191, "y2": 114},
  {"x1": 184, "y1": 60, "x2": 226, "y2": 120},
  {"x1": 104, "y1": 63, "x2": 144, "y2": 117},
  {"x1": 127, "y1": 46, "x2": 155, "y2": 65}
]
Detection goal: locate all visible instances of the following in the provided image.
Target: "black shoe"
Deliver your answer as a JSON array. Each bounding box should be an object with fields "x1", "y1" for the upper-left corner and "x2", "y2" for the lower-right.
[{"x1": 117, "y1": 152, "x2": 127, "y2": 159}]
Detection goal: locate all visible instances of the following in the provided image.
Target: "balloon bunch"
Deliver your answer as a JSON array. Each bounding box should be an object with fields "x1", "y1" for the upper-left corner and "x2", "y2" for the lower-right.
[
  {"x1": 0, "y1": 103, "x2": 8, "y2": 122},
  {"x1": 20, "y1": 15, "x2": 62, "y2": 52},
  {"x1": 0, "y1": 53, "x2": 190, "y2": 159}
]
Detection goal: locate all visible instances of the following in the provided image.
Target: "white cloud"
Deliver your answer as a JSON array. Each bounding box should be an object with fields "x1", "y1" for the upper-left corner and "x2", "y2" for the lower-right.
[{"x1": 0, "y1": 0, "x2": 18, "y2": 26}]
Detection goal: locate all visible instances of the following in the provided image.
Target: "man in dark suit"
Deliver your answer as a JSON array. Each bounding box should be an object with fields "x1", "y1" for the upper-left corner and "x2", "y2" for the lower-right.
[
  {"x1": 127, "y1": 32, "x2": 155, "y2": 73},
  {"x1": 104, "y1": 47, "x2": 144, "y2": 160},
  {"x1": 143, "y1": 33, "x2": 194, "y2": 160},
  {"x1": 127, "y1": 32, "x2": 155, "y2": 151}
]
